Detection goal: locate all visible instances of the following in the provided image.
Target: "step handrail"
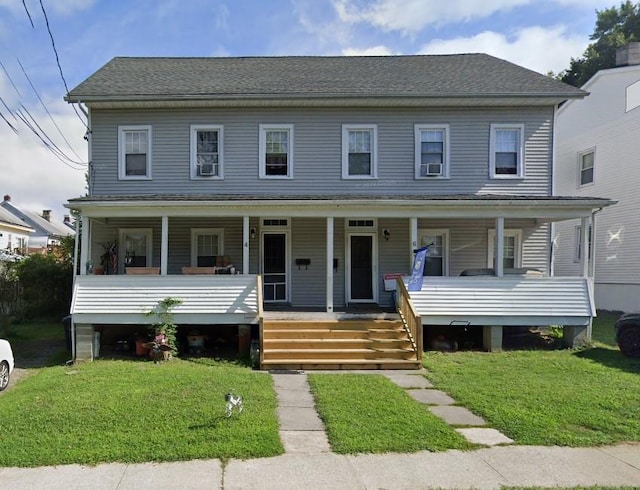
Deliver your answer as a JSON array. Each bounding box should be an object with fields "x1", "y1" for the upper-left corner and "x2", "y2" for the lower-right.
[{"x1": 395, "y1": 277, "x2": 422, "y2": 362}]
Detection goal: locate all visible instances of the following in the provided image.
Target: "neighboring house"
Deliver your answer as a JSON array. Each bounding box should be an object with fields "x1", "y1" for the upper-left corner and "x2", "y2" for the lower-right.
[
  {"x1": 65, "y1": 55, "x2": 614, "y2": 366},
  {"x1": 555, "y1": 43, "x2": 640, "y2": 314},
  {"x1": 0, "y1": 204, "x2": 33, "y2": 261},
  {"x1": 1, "y1": 195, "x2": 75, "y2": 252}
]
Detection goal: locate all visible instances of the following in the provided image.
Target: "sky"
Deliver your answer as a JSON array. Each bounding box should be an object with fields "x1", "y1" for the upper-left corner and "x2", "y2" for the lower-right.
[{"x1": 0, "y1": 0, "x2": 616, "y2": 222}]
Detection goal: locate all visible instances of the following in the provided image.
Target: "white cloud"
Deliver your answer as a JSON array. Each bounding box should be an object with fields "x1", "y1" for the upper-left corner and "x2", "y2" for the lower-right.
[
  {"x1": 331, "y1": 0, "x2": 611, "y2": 33},
  {"x1": 419, "y1": 25, "x2": 588, "y2": 74},
  {"x1": 1, "y1": 98, "x2": 87, "y2": 221},
  {"x1": 342, "y1": 45, "x2": 396, "y2": 56}
]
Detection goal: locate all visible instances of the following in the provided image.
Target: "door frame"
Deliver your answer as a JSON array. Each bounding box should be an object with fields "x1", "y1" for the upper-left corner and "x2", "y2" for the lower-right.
[
  {"x1": 260, "y1": 228, "x2": 291, "y2": 303},
  {"x1": 345, "y1": 231, "x2": 378, "y2": 304}
]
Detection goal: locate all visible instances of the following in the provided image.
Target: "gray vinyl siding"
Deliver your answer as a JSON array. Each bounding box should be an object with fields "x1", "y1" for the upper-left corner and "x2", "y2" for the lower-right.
[{"x1": 89, "y1": 107, "x2": 553, "y2": 197}]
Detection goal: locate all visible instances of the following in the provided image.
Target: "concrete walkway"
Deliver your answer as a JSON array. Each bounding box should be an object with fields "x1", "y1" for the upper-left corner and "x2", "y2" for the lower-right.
[{"x1": 2, "y1": 369, "x2": 640, "y2": 489}]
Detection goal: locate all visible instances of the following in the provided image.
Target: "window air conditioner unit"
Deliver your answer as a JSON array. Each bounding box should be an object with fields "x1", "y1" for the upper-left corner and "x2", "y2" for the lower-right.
[
  {"x1": 423, "y1": 163, "x2": 442, "y2": 177},
  {"x1": 200, "y1": 163, "x2": 215, "y2": 176}
]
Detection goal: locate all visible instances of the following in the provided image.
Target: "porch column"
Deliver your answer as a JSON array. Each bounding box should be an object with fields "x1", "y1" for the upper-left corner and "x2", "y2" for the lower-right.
[
  {"x1": 160, "y1": 216, "x2": 168, "y2": 275},
  {"x1": 326, "y1": 217, "x2": 334, "y2": 312},
  {"x1": 80, "y1": 214, "x2": 89, "y2": 275},
  {"x1": 410, "y1": 217, "x2": 418, "y2": 269},
  {"x1": 589, "y1": 211, "x2": 597, "y2": 278},
  {"x1": 243, "y1": 216, "x2": 249, "y2": 275},
  {"x1": 495, "y1": 217, "x2": 504, "y2": 277},
  {"x1": 580, "y1": 216, "x2": 589, "y2": 277}
]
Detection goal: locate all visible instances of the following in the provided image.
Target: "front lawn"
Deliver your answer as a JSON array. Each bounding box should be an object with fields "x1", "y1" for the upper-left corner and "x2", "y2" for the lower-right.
[
  {"x1": 308, "y1": 373, "x2": 472, "y2": 454},
  {"x1": 423, "y1": 313, "x2": 640, "y2": 447},
  {"x1": 0, "y1": 359, "x2": 282, "y2": 467}
]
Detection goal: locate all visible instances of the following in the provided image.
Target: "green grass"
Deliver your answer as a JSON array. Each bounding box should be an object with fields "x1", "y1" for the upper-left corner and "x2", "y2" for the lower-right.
[
  {"x1": 308, "y1": 373, "x2": 472, "y2": 454},
  {"x1": 0, "y1": 359, "x2": 282, "y2": 467},
  {"x1": 422, "y1": 315, "x2": 640, "y2": 447}
]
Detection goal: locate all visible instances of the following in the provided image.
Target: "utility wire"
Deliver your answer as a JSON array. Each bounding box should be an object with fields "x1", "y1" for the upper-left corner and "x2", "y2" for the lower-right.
[
  {"x1": 17, "y1": 58, "x2": 83, "y2": 161},
  {"x1": 38, "y1": 0, "x2": 88, "y2": 130},
  {"x1": 22, "y1": 0, "x2": 35, "y2": 28},
  {"x1": 0, "y1": 108, "x2": 19, "y2": 134},
  {"x1": 0, "y1": 60, "x2": 23, "y2": 98}
]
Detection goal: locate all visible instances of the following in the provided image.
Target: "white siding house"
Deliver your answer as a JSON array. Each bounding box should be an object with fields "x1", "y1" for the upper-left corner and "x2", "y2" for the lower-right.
[{"x1": 555, "y1": 44, "x2": 639, "y2": 313}]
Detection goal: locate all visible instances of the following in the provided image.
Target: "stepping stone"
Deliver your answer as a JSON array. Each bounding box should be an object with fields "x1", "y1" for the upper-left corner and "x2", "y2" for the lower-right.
[
  {"x1": 278, "y1": 406, "x2": 325, "y2": 431},
  {"x1": 408, "y1": 389, "x2": 455, "y2": 405},
  {"x1": 277, "y1": 389, "x2": 316, "y2": 407},
  {"x1": 429, "y1": 406, "x2": 487, "y2": 426},
  {"x1": 280, "y1": 430, "x2": 331, "y2": 453},
  {"x1": 384, "y1": 373, "x2": 433, "y2": 389},
  {"x1": 456, "y1": 428, "x2": 514, "y2": 446}
]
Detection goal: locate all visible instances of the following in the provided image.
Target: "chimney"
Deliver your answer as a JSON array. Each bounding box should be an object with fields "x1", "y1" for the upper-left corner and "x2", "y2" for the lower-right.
[
  {"x1": 616, "y1": 43, "x2": 640, "y2": 66},
  {"x1": 2, "y1": 194, "x2": 9, "y2": 202},
  {"x1": 42, "y1": 209, "x2": 51, "y2": 222}
]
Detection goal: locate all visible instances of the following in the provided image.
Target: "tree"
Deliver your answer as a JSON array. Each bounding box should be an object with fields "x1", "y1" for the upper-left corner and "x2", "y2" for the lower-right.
[{"x1": 561, "y1": 1, "x2": 640, "y2": 87}]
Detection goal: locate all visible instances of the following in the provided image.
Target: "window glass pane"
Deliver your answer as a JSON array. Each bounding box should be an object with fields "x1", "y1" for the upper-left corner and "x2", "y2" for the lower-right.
[
  {"x1": 266, "y1": 154, "x2": 288, "y2": 175},
  {"x1": 125, "y1": 154, "x2": 147, "y2": 175},
  {"x1": 495, "y1": 129, "x2": 517, "y2": 151},
  {"x1": 422, "y1": 234, "x2": 445, "y2": 276},
  {"x1": 495, "y1": 152, "x2": 517, "y2": 174},
  {"x1": 580, "y1": 152, "x2": 594, "y2": 185},
  {"x1": 349, "y1": 153, "x2": 371, "y2": 175},
  {"x1": 349, "y1": 130, "x2": 371, "y2": 152},
  {"x1": 197, "y1": 131, "x2": 218, "y2": 153}
]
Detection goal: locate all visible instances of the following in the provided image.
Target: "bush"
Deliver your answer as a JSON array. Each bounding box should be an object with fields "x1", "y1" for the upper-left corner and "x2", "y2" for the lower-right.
[{"x1": 14, "y1": 252, "x2": 73, "y2": 319}]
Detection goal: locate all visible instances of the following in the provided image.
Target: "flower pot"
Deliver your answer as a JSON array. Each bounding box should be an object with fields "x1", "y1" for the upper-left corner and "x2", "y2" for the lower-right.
[
  {"x1": 135, "y1": 340, "x2": 150, "y2": 357},
  {"x1": 93, "y1": 266, "x2": 105, "y2": 275}
]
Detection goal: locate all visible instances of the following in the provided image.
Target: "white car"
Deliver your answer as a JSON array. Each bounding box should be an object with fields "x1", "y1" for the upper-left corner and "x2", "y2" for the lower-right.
[{"x1": 0, "y1": 339, "x2": 14, "y2": 391}]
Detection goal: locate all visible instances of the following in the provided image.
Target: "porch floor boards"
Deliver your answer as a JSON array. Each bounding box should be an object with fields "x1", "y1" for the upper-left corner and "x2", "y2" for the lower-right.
[{"x1": 261, "y1": 316, "x2": 421, "y2": 370}]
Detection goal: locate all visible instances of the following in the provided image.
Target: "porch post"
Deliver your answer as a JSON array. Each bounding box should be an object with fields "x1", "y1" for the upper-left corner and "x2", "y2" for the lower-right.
[
  {"x1": 326, "y1": 217, "x2": 334, "y2": 312},
  {"x1": 589, "y1": 211, "x2": 597, "y2": 278},
  {"x1": 495, "y1": 217, "x2": 504, "y2": 277},
  {"x1": 410, "y1": 217, "x2": 418, "y2": 269},
  {"x1": 80, "y1": 214, "x2": 89, "y2": 275},
  {"x1": 580, "y1": 216, "x2": 589, "y2": 277},
  {"x1": 243, "y1": 216, "x2": 249, "y2": 275},
  {"x1": 161, "y1": 216, "x2": 168, "y2": 275}
]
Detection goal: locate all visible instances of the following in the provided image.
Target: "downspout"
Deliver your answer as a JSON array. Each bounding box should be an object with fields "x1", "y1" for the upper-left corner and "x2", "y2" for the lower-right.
[
  {"x1": 549, "y1": 103, "x2": 559, "y2": 276},
  {"x1": 590, "y1": 208, "x2": 603, "y2": 279}
]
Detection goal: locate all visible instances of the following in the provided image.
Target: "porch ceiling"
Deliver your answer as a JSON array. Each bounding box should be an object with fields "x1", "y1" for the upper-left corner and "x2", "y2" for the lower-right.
[{"x1": 66, "y1": 194, "x2": 615, "y2": 221}]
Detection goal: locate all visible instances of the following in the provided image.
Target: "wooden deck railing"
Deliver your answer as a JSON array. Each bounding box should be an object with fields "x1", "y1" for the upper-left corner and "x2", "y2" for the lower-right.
[
  {"x1": 395, "y1": 277, "x2": 422, "y2": 362},
  {"x1": 257, "y1": 275, "x2": 265, "y2": 368}
]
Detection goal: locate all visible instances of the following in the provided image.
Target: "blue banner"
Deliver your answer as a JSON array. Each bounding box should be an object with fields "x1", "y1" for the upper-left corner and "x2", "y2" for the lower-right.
[{"x1": 407, "y1": 244, "x2": 431, "y2": 291}]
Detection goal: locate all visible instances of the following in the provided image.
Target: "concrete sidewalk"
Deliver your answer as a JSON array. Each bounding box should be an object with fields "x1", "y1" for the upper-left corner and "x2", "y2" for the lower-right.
[{"x1": 1, "y1": 444, "x2": 639, "y2": 489}]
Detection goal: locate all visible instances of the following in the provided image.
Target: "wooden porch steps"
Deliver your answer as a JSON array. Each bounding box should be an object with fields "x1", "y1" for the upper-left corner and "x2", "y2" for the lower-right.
[{"x1": 261, "y1": 318, "x2": 421, "y2": 370}]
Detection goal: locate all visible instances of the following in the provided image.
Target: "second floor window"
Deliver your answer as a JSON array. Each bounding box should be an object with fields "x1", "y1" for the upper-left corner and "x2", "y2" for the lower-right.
[
  {"x1": 260, "y1": 124, "x2": 293, "y2": 178},
  {"x1": 191, "y1": 125, "x2": 223, "y2": 179},
  {"x1": 579, "y1": 149, "x2": 595, "y2": 186},
  {"x1": 490, "y1": 124, "x2": 524, "y2": 179},
  {"x1": 118, "y1": 125, "x2": 151, "y2": 179},
  {"x1": 415, "y1": 125, "x2": 449, "y2": 178},
  {"x1": 342, "y1": 124, "x2": 377, "y2": 179}
]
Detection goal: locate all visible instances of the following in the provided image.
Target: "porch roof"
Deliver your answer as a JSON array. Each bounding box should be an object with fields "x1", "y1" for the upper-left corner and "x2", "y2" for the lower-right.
[{"x1": 66, "y1": 194, "x2": 615, "y2": 221}]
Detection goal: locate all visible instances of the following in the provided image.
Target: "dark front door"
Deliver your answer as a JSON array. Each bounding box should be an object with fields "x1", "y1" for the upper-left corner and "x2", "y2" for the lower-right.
[
  {"x1": 350, "y1": 234, "x2": 374, "y2": 301},
  {"x1": 263, "y1": 233, "x2": 287, "y2": 302}
]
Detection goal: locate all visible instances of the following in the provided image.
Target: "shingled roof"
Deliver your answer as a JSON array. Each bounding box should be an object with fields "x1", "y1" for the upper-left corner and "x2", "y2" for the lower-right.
[{"x1": 66, "y1": 54, "x2": 585, "y2": 103}]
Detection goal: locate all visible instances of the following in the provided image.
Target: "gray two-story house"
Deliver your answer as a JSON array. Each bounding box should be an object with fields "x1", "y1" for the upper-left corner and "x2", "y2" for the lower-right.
[{"x1": 65, "y1": 55, "x2": 613, "y2": 368}]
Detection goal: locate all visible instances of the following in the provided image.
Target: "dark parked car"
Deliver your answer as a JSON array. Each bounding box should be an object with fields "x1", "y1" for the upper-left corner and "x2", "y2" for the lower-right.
[{"x1": 615, "y1": 313, "x2": 640, "y2": 358}]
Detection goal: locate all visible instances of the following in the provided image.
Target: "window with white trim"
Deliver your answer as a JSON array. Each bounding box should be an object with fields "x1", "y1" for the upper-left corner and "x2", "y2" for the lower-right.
[
  {"x1": 489, "y1": 124, "x2": 524, "y2": 178},
  {"x1": 191, "y1": 125, "x2": 223, "y2": 179},
  {"x1": 415, "y1": 125, "x2": 449, "y2": 178},
  {"x1": 342, "y1": 124, "x2": 377, "y2": 178},
  {"x1": 487, "y1": 229, "x2": 522, "y2": 269},
  {"x1": 118, "y1": 125, "x2": 151, "y2": 179},
  {"x1": 574, "y1": 225, "x2": 592, "y2": 262},
  {"x1": 259, "y1": 124, "x2": 293, "y2": 178},
  {"x1": 578, "y1": 149, "x2": 594, "y2": 186},
  {"x1": 191, "y1": 228, "x2": 224, "y2": 267},
  {"x1": 419, "y1": 229, "x2": 449, "y2": 276},
  {"x1": 120, "y1": 228, "x2": 153, "y2": 269}
]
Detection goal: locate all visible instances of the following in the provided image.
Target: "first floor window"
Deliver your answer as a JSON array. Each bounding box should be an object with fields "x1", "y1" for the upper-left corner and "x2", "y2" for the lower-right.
[
  {"x1": 191, "y1": 228, "x2": 223, "y2": 267},
  {"x1": 488, "y1": 229, "x2": 522, "y2": 269},
  {"x1": 120, "y1": 229, "x2": 153, "y2": 269},
  {"x1": 260, "y1": 124, "x2": 293, "y2": 178},
  {"x1": 191, "y1": 125, "x2": 223, "y2": 178},
  {"x1": 342, "y1": 125, "x2": 377, "y2": 178},
  {"x1": 579, "y1": 149, "x2": 595, "y2": 186},
  {"x1": 419, "y1": 230, "x2": 449, "y2": 276},
  {"x1": 415, "y1": 125, "x2": 449, "y2": 178},
  {"x1": 574, "y1": 225, "x2": 592, "y2": 262},
  {"x1": 119, "y1": 125, "x2": 151, "y2": 179},
  {"x1": 490, "y1": 124, "x2": 524, "y2": 178}
]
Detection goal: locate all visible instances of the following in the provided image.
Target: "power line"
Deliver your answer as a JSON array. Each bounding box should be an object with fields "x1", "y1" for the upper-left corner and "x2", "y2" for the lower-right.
[
  {"x1": 0, "y1": 60, "x2": 23, "y2": 98},
  {"x1": 17, "y1": 58, "x2": 83, "y2": 161},
  {"x1": 38, "y1": 0, "x2": 88, "y2": 130},
  {"x1": 0, "y1": 108, "x2": 19, "y2": 134},
  {"x1": 22, "y1": 0, "x2": 35, "y2": 28}
]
